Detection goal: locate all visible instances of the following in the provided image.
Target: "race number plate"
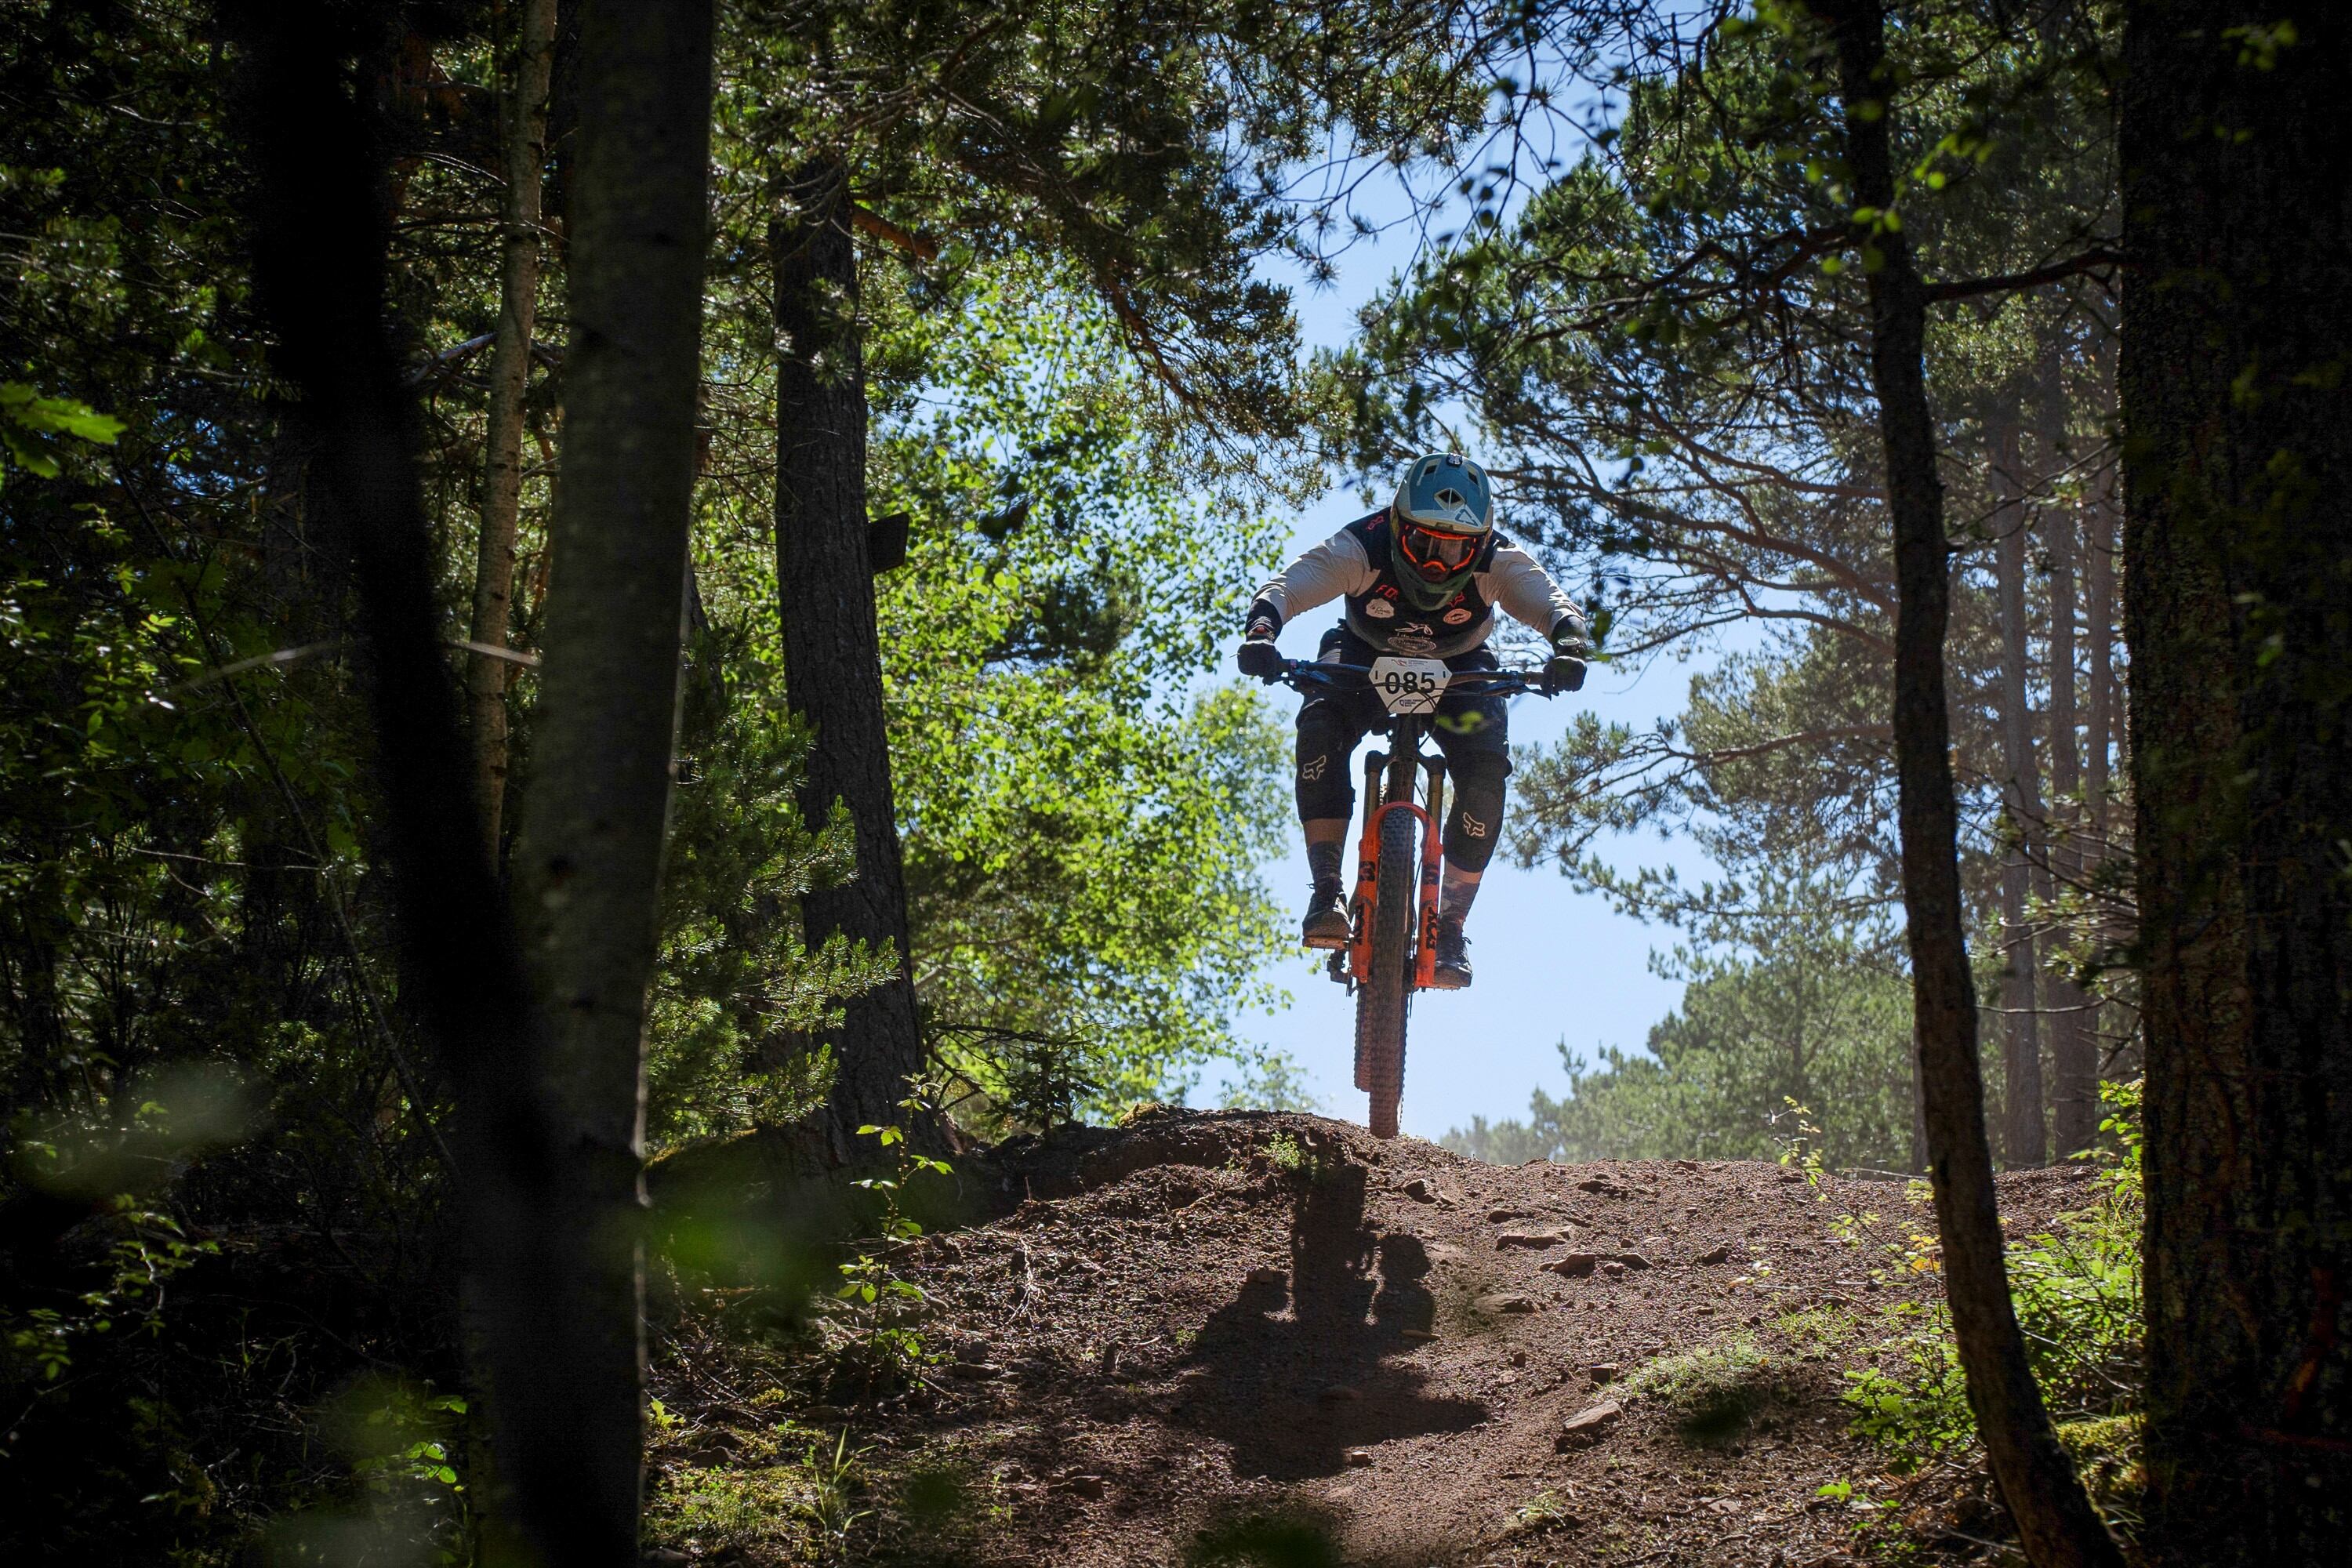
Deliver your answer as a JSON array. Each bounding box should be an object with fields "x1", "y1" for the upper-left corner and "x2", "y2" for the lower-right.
[{"x1": 1368, "y1": 655, "x2": 1450, "y2": 715}]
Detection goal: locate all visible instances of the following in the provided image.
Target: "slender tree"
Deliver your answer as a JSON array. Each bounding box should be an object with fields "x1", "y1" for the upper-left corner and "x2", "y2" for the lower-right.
[
  {"x1": 1812, "y1": 2, "x2": 2120, "y2": 1562},
  {"x1": 465, "y1": 0, "x2": 559, "y2": 859},
  {"x1": 1992, "y1": 408, "x2": 2048, "y2": 1167},
  {"x1": 2119, "y1": 5, "x2": 2352, "y2": 1560},
  {"x1": 2038, "y1": 344, "x2": 2099, "y2": 1157},
  {"x1": 503, "y1": 0, "x2": 716, "y2": 1552},
  {"x1": 2084, "y1": 476, "x2": 2115, "y2": 853}
]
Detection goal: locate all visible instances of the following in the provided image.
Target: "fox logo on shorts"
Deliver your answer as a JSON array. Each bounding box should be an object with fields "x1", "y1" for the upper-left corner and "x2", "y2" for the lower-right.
[
  {"x1": 1461, "y1": 812, "x2": 1489, "y2": 838},
  {"x1": 1299, "y1": 756, "x2": 1327, "y2": 782}
]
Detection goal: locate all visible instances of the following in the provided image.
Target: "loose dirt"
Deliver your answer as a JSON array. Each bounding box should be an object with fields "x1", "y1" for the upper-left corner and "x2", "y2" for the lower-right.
[{"x1": 648, "y1": 1110, "x2": 2100, "y2": 1567}]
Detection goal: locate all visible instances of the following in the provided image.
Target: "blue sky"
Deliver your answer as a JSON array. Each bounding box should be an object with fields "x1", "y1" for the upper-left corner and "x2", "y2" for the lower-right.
[{"x1": 1195, "y1": 192, "x2": 1735, "y2": 1141}]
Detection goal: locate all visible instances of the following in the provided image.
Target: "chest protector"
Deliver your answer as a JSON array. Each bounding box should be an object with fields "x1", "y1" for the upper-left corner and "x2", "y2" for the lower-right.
[{"x1": 1339, "y1": 510, "x2": 1504, "y2": 655}]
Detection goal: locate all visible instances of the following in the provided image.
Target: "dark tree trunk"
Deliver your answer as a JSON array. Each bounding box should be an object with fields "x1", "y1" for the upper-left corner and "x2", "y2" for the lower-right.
[
  {"x1": 1815, "y1": 4, "x2": 2122, "y2": 1563},
  {"x1": 502, "y1": 0, "x2": 713, "y2": 1555},
  {"x1": 771, "y1": 164, "x2": 927, "y2": 1145},
  {"x1": 465, "y1": 0, "x2": 559, "y2": 862},
  {"x1": 259, "y1": 414, "x2": 338, "y2": 640},
  {"x1": 1993, "y1": 411, "x2": 2048, "y2": 1167},
  {"x1": 2038, "y1": 356, "x2": 2098, "y2": 1159},
  {"x1": 2118, "y1": 5, "x2": 2352, "y2": 1560},
  {"x1": 224, "y1": 6, "x2": 651, "y2": 1562}
]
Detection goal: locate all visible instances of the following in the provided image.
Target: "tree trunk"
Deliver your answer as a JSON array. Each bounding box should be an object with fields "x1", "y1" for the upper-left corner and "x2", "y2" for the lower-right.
[
  {"x1": 2118, "y1": 5, "x2": 2352, "y2": 1561},
  {"x1": 1816, "y1": 5, "x2": 2122, "y2": 1564},
  {"x1": 2083, "y1": 406, "x2": 2120, "y2": 1082},
  {"x1": 503, "y1": 0, "x2": 713, "y2": 1555},
  {"x1": 225, "y1": 6, "x2": 669, "y2": 1561},
  {"x1": 771, "y1": 163, "x2": 928, "y2": 1145},
  {"x1": 2038, "y1": 356, "x2": 2098, "y2": 1159},
  {"x1": 2085, "y1": 486, "x2": 2114, "y2": 854},
  {"x1": 465, "y1": 0, "x2": 558, "y2": 862},
  {"x1": 1993, "y1": 411, "x2": 2048, "y2": 1168}
]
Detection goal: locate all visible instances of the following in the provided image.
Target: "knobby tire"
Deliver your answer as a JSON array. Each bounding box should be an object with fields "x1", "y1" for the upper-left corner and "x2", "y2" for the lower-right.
[{"x1": 1359, "y1": 808, "x2": 1419, "y2": 1138}]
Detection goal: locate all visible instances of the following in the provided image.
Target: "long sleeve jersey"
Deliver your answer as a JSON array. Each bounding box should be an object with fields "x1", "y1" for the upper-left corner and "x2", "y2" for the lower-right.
[{"x1": 1249, "y1": 509, "x2": 1585, "y2": 660}]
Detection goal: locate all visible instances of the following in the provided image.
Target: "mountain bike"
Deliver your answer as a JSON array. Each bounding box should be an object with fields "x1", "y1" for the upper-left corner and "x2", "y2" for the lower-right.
[{"x1": 1275, "y1": 655, "x2": 1553, "y2": 1138}]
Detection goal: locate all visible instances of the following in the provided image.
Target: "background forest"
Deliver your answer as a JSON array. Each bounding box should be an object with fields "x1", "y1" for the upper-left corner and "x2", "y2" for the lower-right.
[{"x1": 4, "y1": 2, "x2": 2346, "y2": 1566}]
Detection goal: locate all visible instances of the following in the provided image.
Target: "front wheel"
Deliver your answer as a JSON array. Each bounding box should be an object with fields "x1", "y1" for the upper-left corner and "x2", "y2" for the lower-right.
[{"x1": 1356, "y1": 807, "x2": 1420, "y2": 1138}]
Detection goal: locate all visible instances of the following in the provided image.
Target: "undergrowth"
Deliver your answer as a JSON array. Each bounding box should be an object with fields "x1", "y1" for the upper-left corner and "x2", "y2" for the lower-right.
[
  {"x1": 646, "y1": 1428, "x2": 869, "y2": 1565},
  {"x1": 1785, "y1": 1083, "x2": 2149, "y2": 1550},
  {"x1": 1621, "y1": 1334, "x2": 1791, "y2": 1444}
]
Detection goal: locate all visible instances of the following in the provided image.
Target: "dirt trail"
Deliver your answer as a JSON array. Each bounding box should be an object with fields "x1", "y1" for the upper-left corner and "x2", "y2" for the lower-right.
[{"x1": 648, "y1": 1110, "x2": 2096, "y2": 1566}]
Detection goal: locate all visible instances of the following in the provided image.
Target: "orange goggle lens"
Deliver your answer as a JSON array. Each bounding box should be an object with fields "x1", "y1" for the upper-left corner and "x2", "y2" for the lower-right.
[{"x1": 1400, "y1": 522, "x2": 1478, "y2": 571}]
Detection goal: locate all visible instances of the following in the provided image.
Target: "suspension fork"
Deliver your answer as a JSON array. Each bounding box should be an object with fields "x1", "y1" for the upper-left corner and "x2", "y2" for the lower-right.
[
  {"x1": 1346, "y1": 744, "x2": 1387, "y2": 982},
  {"x1": 1348, "y1": 717, "x2": 1445, "y2": 988},
  {"x1": 1416, "y1": 748, "x2": 1448, "y2": 990}
]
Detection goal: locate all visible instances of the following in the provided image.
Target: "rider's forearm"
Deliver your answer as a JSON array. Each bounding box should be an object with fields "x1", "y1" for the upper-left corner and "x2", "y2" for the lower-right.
[
  {"x1": 1486, "y1": 541, "x2": 1586, "y2": 645},
  {"x1": 1250, "y1": 528, "x2": 1373, "y2": 631}
]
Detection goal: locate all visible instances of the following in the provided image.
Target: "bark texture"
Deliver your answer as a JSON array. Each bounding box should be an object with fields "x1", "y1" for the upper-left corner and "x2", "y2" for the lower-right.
[
  {"x1": 465, "y1": 0, "x2": 558, "y2": 861},
  {"x1": 227, "y1": 6, "x2": 619, "y2": 1561},
  {"x1": 1815, "y1": 4, "x2": 2121, "y2": 1563},
  {"x1": 771, "y1": 165, "x2": 927, "y2": 1145},
  {"x1": 503, "y1": 0, "x2": 714, "y2": 1555},
  {"x1": 2119, "y1": 5, "x2": 2352, "y2": 1559},
  {"x1": 1992, "y1": 412, "x2": 2047, "y2": 1167}
]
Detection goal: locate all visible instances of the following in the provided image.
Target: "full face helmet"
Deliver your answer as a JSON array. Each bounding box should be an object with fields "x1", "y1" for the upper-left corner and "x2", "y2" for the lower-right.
[{"x1": 1389, "y1": 452, "x2": 1494, "y2": 610}]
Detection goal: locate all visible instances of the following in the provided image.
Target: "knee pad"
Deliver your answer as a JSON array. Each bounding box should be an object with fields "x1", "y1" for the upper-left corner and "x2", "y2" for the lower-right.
[
  {"x1": 1443, "y1": 750, "x2": 1511, "y2": 872},
  {"x1": 1294, "y1": 706, "x2": 1357, "y2": 822}
]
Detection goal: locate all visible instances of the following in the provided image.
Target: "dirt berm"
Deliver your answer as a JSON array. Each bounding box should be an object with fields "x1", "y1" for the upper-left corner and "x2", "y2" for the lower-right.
[{"x1": 644, "y1": 1109, "x2": 2102, "y2": 1566}]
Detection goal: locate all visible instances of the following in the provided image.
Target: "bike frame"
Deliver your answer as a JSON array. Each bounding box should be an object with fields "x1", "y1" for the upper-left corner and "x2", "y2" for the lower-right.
[{"x1": 1281, "y1": 660, "x2": 1544, "y2": 993}]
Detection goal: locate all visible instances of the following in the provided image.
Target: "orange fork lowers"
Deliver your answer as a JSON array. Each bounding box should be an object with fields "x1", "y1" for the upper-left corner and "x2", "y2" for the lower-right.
[{"x1": 1350, "y1": 798, "x2": 1442, "y2": 991}]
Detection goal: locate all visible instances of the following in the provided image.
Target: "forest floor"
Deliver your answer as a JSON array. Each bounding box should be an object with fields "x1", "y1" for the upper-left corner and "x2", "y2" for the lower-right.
[{"x1": 641, "y1": 1109, "x2": 2110, "y2": 1568}]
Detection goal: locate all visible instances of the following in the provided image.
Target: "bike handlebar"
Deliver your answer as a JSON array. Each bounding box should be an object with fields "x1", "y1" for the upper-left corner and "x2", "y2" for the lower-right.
[{"x1": 1273, "y1": 659, "x2": 1555, "y2": 698}]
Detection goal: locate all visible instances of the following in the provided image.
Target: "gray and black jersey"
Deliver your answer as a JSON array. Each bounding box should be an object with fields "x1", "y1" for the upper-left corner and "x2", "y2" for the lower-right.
[{"x1": 1248, "y1": 510, "x2": 1584, "y2": 659}]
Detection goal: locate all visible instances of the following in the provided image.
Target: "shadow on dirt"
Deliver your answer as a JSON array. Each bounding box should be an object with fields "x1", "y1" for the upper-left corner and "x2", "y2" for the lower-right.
[{"x1": 1178, "y1": 1158, "x2": 1486, "y2": 1479}]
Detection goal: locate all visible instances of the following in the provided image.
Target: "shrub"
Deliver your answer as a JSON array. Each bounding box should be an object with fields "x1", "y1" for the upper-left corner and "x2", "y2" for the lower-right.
[{"x1": 1842, "y1": 1080, "x2": 2145, "y2": 1474}]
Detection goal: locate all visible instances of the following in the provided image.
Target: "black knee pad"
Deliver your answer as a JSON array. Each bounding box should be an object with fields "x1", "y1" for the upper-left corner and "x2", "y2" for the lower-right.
[
  {"x1": 1443, "y1": 750, "x2": 1511, "y2": 872},
  {"x1": 1294, "y1": 705, "x2": 1358, "y2": 822}
]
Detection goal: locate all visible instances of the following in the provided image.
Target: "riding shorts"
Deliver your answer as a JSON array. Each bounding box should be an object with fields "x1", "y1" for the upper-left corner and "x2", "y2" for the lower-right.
[{"x1": 1293, "y1": 626, "x2": 1512, "y2": 873}]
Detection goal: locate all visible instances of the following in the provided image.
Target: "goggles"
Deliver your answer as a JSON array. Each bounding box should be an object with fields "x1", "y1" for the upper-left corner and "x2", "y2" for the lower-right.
[{"x1": 1397, "y1": 517, "x2": 1480, "y2": 575}]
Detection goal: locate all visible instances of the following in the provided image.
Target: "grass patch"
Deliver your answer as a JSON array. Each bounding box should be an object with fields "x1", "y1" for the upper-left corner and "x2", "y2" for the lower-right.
[
  {"x1": 1621, "y1": 1334, "x2": 1787, "y2": 1444},
  {"x1": 645, "y1": 1429, "x2": 869, "y2": 1563},
  {"x1": 1264, "y1": 1129, "x2": 1349, "y2": 1185},
  {"x1": 647, "y1": 1461, "x2": 832, "y2": 1561},
  {"x1": 1772, "y1": 1305, "x2": 1860, "y2": 1359},
  {"x1": 1504, "y1": 1487, "x2": 1578, "y2": 1537}
]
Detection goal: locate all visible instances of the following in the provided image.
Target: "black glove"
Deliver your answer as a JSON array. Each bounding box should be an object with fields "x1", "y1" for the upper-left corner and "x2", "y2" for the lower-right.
[
  {"x1": 1237, "y1": 635, "x2": 1285, "y2": 682},
  {"x1": 1541, "y1": 647, "x2": 1588, "y2": 695}
]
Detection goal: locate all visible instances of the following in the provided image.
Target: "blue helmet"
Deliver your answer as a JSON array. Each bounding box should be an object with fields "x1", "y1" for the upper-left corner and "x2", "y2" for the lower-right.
[{"x1": 1390, "y1": 452, "x2": 1494, "y2": 609}]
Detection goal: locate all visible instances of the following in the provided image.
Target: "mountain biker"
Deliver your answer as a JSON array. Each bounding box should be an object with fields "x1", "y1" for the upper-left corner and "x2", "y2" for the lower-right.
[{"x1": 1236, "y1": 452, "x2": 1588, "y2": 990}]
